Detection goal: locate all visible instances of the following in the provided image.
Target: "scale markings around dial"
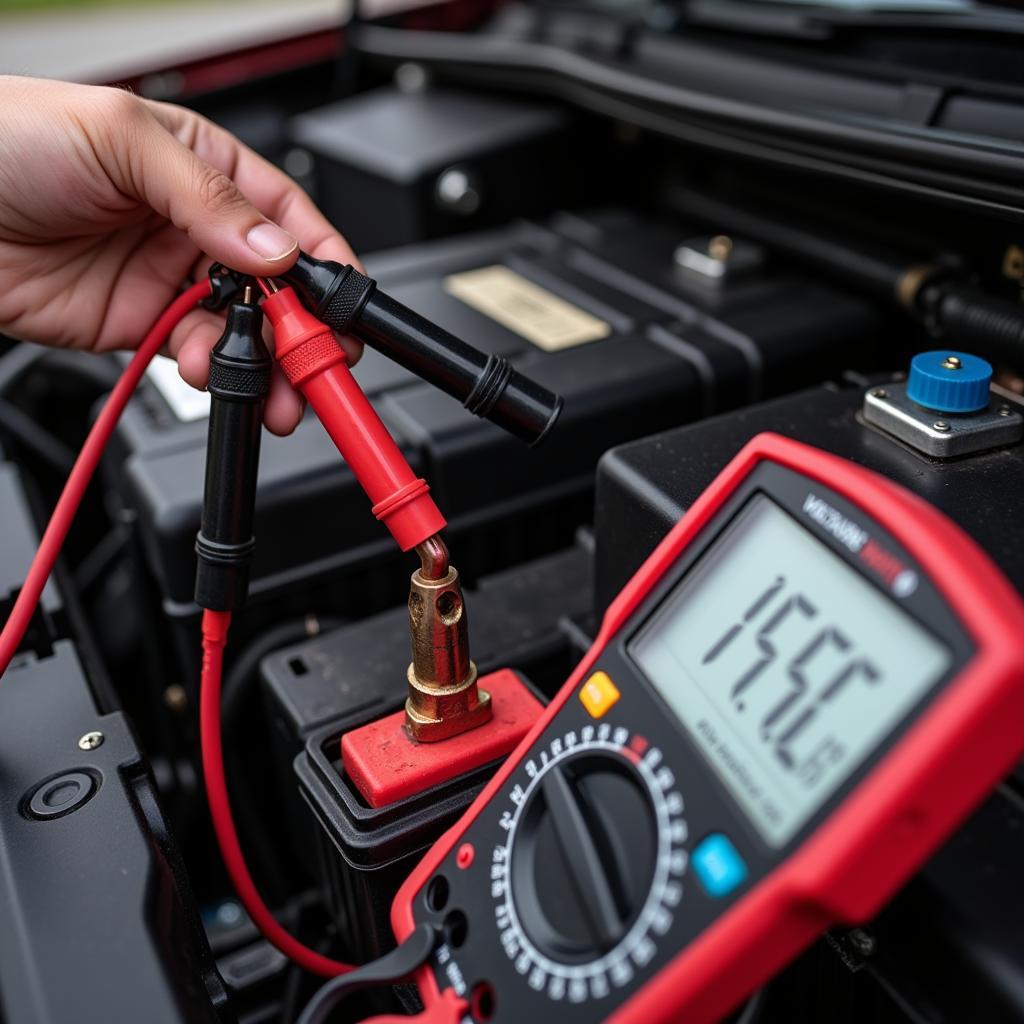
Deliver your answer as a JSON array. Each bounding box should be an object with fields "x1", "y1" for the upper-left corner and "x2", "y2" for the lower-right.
[{"x1": 486, "y1": 722, "x2": 689, "y2": 1002}]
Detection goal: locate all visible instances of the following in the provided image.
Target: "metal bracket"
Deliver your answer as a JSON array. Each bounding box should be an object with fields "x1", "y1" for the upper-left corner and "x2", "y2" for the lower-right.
[{"x1": 863, "y1": 382, "x2": 1023, "y2": 458}]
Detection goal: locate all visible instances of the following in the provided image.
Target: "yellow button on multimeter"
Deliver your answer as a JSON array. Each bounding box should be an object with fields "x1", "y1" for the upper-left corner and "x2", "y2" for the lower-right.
[{"x1": 579, "y1": 671, "x2": 621, "y2": 718}]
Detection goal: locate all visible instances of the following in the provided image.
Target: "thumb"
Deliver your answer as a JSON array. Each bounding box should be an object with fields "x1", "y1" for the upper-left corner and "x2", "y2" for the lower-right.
[{"x1": 127, "y1": 111, "x2": 298, "y2": 276}]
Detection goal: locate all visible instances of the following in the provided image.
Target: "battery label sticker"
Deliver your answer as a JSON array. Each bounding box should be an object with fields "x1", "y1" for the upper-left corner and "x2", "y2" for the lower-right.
[
  {"x1": 444, "y1": 265, "x2": 611, "y2": 351},
  {"x1": 146, "y1": 355, "x2": 210, "y2": 421}
]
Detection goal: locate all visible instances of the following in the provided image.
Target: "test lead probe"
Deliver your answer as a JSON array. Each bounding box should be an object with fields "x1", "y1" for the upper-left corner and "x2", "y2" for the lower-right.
[
  {"x1": 194, "y1": 285, "x2": 270, "y2": 611},
  {"x1": 279, "y1": 251, "x2": 563, "y2": 446},
  {"x1": 257, "y1": 275, "x2": 446, "y2": 550},
  {"x1": 256, "y1": 276, "x2": 492, "y2": 740}
]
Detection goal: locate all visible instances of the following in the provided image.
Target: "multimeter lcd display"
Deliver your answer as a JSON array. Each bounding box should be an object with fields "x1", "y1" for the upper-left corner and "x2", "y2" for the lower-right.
[{"x1": 630, "y1": 496, "x2": 951, "y2": 847}]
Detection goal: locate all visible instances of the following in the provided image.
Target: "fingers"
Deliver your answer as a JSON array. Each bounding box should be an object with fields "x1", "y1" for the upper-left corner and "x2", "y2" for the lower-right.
[
  {"x1": 263, "y1": 363, "x2": 305, "y2": 437},
  {"x1": 111, "y1": 100, "x2": 298, "y2": 278},
  {"x1": 142, "y1": 101, "x2": 364, "y2": 367},
  {"x1": 167, "y1": 308, "x2": 221, "y2": 389},
  {"x1": 99, "y1": 94, "x2": 358, "y2": 428},
  {"x1": 144, "y1": 100, "x2": 360, "y2": 270}
]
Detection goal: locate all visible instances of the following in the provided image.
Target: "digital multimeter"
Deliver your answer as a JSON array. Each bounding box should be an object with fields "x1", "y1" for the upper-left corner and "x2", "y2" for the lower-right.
[{"x1": 392, "y1": 432, "x2": 1024, "y2": 1024}]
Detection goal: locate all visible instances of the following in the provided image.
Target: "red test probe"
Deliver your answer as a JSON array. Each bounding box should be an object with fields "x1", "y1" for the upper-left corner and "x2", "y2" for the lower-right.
[{"x1": 257, "y1": 276, "x2": 445, "y2": 551}]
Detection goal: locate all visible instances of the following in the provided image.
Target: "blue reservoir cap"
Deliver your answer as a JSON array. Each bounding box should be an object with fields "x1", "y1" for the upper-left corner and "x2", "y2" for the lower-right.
[{"x1": 906, "y1": 350, "x2": 992, "y2": 413}]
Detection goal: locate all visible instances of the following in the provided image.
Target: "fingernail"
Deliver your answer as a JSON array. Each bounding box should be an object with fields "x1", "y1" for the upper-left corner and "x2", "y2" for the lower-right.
[{"x1": 247, "y1": 222, "x2": 298, "y2": 261}]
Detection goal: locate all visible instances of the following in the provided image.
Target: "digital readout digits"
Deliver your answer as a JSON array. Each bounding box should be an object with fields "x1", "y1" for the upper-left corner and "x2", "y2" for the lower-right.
[{"x1": 631, "y1": 496, "x2": 949, "y2": 847}]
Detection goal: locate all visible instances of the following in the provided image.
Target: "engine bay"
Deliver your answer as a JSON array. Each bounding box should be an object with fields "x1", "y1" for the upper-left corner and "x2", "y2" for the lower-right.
[{"x1": 2, "y1": 3, "x2": 1024, "y2": 1022}]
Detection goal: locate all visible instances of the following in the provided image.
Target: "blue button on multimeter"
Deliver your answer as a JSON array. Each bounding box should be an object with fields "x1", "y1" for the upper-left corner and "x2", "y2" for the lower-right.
[{"x1": 692, "y1": 833, "x2": 748, "y2": 898}]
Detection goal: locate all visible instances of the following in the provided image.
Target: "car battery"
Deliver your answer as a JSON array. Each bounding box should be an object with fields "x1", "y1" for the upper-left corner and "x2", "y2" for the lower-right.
[
  {"x1": 590, "y1": 374, "x2": 1024, "y2": 1022},
  {"x1": 261, "y1": 542, "x2": 594, "y2": 961},
  {"x1": 104, "y1": 208, "x2": 877, "y2": 688},
  {"x1": 288, "y1": 86, "x2": 580, "y2": 252}
]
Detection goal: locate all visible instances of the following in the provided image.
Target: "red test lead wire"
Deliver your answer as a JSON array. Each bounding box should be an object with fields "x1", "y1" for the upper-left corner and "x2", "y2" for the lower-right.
[
  {"x1": 0, "y1": 281, "x2": 355, "y2": 980},
  {"x1": 0, "y1": 280, "x2": 212, "y2": 678},
  {"x1": 199, "y1": 610, "x2": 354, "y2": 978},
  {"x1": 260, "y1": 283, "x2": 445, "y2": 552}
]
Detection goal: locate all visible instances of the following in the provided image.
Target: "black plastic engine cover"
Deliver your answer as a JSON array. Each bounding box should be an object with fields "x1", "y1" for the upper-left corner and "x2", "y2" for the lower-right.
[{"x1": 0, "y1": 453, "x2": 226, "y2": 1024}]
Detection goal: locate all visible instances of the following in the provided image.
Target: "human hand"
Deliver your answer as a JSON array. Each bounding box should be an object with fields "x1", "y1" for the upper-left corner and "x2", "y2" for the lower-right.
[{"x1": 0, "y1": 75, "x2": 361, "y2": 435}]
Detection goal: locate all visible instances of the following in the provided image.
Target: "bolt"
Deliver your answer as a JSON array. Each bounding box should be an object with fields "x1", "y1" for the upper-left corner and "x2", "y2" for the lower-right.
[
  {"x1": 1002, "y1": 244, "x2": 1024, "y2": 282},
  {"x1": 216, "y1": 901, "x2": 244, "y2": 928},
  {"x1": 933, "y1": 420, "x2": 951, "y2": 432},
  {"x1": 941, "y1": 355, "x2": 962, "y2": 370},
  {"x1": 164, "y1": 685, "x2": 188, "y2": 714},
  {"x1": 708, "y1": 234, "x2": 733, "y2": 261},
  {"x1": 78, "y1": 731, "x2": 104, "y2": 751},
  {"x1": 870, "y1": 388, "x2": 888, "y2": 400},
  {"x1": 394, "y1": 62, "x2": 429, "y2": 93},
  {"x1": 847, "y1": 928, "x2": 876, "y2": 958},
  {"x1": 435, "y1": 167, "x2": 480, "y2": 216},
  {"x1": 999, "y1": 404, "x2": 1013, "y2": 417}
]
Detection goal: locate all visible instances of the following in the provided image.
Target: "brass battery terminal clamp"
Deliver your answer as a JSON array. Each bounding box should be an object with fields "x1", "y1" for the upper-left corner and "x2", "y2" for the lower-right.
[
  {"x1": 406, "y1": 535, "x2": 491, "y2": 741},
  {"x1": 274, "y1": 251, "x2": 563, "y2": 743}
]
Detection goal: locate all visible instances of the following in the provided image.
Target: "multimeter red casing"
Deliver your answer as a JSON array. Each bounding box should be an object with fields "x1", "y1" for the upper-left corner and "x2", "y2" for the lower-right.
[{"x1": 391, "y1": 432, "x2": 1024, "y2": 1024}]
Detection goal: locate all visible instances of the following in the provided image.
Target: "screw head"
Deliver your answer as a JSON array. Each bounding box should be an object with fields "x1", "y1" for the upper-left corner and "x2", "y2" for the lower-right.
[
  {"x1": 78, "y1": 731, "x2": 104, "y2": 751},
  {"x1": 848, "y1": 928, "x2": 876, "y2": 958},
  {"x1": 999, "y1": 404, "x2": 1013, "y2": 417},
  {"x1": 164, "y1": 685, "x2": 188, "y2": 713},
  {"x1": 435, "y1": 167, "x2": 480, "y2": 216},
  {"x1": 707, "y1": 234, "x2": 733, "y2": 261},
  {"x1": 933, "y1": 420, "x2": 951, "y2": 432},
  {"x1": 941, "y1": 355, "x2": 963, "y2": 370},
  {"x1": 394, "y1": 61, "x2": 429, "y2": 93},
  {"x1": 870, "y1": 388, "x2": 888, "y2": 399}
]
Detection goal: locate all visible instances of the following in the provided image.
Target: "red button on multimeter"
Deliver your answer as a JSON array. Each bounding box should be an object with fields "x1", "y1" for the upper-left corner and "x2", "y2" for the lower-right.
[{"x1": 392, "y1": 433, "x2": 1024, "y2": 1024}]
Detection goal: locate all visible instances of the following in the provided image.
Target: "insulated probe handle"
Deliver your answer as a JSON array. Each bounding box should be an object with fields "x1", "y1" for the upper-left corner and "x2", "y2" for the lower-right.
[
  {"x1": 195, "y1": 299, "x2": 271, "y2": 611},
  {"x1": 261, "y1": 285, "x2": 446, "y2": 551},
  {"x1": 281, "y1": 252, "x2": 563, "y2": 447}
]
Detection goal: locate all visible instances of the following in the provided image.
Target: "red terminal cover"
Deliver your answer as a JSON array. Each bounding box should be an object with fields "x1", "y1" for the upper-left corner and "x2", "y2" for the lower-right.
[
  {"x1": 263, "y1": 287, "x2": 445, "y2": 551},
  {"x1": 342, "y1": 668, "x2": 544, "y2": 808}
]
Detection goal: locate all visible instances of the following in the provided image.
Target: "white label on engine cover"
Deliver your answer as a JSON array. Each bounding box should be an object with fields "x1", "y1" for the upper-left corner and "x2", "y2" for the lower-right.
[
  {"x1": 146, "y1": 355, "x2": 210, "y2": 421},
  {"x1": 443, "y1": 265, "x2": 611, "y2": 351}
]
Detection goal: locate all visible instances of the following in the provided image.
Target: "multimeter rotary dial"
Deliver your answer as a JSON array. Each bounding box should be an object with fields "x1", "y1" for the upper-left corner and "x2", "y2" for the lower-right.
[{"x1": 490, "y1": 721, "x2": 688, "y2": 1003}]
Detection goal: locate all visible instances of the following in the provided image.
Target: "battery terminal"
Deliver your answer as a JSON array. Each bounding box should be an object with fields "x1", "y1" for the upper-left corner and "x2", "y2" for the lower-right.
[{"x1": 405, "y1": 535, "x2": 492, "y2": 742}]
